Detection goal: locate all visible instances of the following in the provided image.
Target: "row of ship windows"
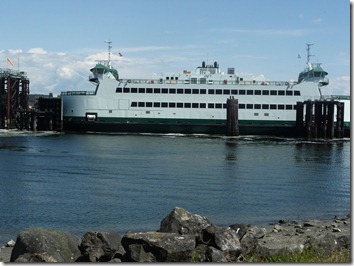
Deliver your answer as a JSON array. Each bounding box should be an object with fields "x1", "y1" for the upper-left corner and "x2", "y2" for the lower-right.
[
  {"x1": 131, "y1": 102, "x2": 296, "y2": 110},
  {"x1": 116, "y1": 87, "x2": 301, "y2": 96}
]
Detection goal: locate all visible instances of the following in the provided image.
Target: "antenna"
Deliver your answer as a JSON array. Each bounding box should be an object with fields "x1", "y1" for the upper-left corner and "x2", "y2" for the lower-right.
[
  {"x1": 105, "y1": 40, "x2": 112, "y2": 69},
  {"x1": 306, "y1": 43, "x2": 315, "y2": 64}
]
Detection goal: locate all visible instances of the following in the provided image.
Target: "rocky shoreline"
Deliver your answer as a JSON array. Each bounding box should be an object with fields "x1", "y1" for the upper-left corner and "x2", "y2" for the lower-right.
[{"x1": 1, "y1": 207, "x2": 351, "y2": 262}]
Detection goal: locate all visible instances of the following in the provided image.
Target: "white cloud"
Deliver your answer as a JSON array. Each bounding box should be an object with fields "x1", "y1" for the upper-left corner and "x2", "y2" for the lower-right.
[
  {"x1": 313, "y1": 18, "x2": 323, "y2": 25},
  {"x1": 324, "y1": 76, "x2": 350, "y2": 96},
  {"x1": 28, "y1": 48, "x2": 47, "y2": 54}
]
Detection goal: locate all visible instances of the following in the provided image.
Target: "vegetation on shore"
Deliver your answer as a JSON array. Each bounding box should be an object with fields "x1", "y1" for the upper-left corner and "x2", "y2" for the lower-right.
[{"x1": 244, "y1": 246, "x2": 350, "y2": 263}]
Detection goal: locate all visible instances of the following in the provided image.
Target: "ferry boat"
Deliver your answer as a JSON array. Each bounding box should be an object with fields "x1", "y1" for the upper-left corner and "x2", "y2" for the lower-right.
[{"x1": 61, "y1": 42, "x2": 350, "y2": 136}]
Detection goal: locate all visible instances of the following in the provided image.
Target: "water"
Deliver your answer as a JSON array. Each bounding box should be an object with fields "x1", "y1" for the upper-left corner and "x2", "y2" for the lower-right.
[{"x1": 0, "y1": 131, "x2": 350, "y2": 245}]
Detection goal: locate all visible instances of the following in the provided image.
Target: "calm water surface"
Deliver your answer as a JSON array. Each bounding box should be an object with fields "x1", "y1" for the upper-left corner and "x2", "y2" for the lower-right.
[{"x1": 0, "y1": 131, "x2": 350, "y2": 244}]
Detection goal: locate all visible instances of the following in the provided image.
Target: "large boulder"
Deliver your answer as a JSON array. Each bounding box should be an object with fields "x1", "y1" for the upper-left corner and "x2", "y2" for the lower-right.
[
  {"x1": 76, "y1": 231, "x2": 124, "y2": 262},
  {"x1": 10, "y1": 228, "x2": 81, "y2": 262},
  {"x1": 214, "y1": 227, "x2": 242, "y2": 261},
  {"x1": 159, "y1": 207, "x2": 213, "y2": 243},
  {"x1": 121, "y1": 231, "x2": 196, "y2": 262}
]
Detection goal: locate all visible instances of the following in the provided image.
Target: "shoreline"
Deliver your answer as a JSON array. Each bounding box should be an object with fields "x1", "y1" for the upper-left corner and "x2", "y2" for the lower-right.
[{"x1": 1, "y1": 213, "x2": 350, "y2": 262}]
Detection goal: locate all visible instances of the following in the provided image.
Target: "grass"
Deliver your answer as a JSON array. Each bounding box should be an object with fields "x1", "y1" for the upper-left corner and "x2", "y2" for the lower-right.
[{"x1": 244, "y1": 246, "x2": 351, "y2": 263}]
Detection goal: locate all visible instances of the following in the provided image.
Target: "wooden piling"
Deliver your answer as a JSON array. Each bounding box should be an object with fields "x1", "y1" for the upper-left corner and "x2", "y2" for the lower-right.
[
  {"x1": 336, "y1": 102, "x2": 344, "y2": 138},
  {"x1": 226, "y1": 97, "x2": 239, "y2": 136}
]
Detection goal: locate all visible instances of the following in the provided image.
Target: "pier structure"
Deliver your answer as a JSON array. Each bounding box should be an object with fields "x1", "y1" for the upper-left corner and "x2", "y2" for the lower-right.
[
  {"x1": 296, "y1": 100, "x2": 344, "y2": 139},
  {"x1": 0, "y1": 68, "x2": 29, "y2": 129},
  {"x1": 226, "y1": 97, "x2": 239, "y2": 136}
]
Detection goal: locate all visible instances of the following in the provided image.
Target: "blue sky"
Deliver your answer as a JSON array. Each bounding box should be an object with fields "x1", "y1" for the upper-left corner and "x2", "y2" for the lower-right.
[{"x1": 0, "y1": 0, "x2": 350, "y2": 96}]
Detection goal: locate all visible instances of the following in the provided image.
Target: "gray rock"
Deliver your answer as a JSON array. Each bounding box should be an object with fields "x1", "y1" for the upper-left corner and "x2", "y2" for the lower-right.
[
  {"x1": 214, "y1": 227, "x2": 242, "y2": 261},
  {"x1": 76, "y1": 231, "x2": 123, "y2": 262},
  {"x1": 10, "y1": 228, "x2": 81, "y2": 262},
  {"x1": 121, "y1": 231, "x2": 196, "y2": 262},
  {"x1": 229, "y1": 223, "x2": 248, "y2": 240},
  {"x1": 205, "y1": 246, "x2": 228, "y2": 262},
  {"x1": 14, "y1": 252, "x2": 57, "y2": 262},
  {"x1": 159, "y1": 207, "x2": 212, "y2": 242}
]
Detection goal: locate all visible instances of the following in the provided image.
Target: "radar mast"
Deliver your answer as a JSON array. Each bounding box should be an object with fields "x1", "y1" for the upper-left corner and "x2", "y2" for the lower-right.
[{"x1": 105, "y1": 40, "x2": 112, "y2": 69}]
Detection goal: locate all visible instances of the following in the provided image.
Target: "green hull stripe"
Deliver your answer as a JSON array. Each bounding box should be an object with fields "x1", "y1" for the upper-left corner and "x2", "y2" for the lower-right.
[{"x1": 64, "y1": 116, "x2": 297, "y2": 126}]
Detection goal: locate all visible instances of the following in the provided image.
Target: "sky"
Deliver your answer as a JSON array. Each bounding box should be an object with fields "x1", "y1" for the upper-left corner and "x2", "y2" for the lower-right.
[{"x1": 0, "y1": 0, "x2": 351, "y2": 96}]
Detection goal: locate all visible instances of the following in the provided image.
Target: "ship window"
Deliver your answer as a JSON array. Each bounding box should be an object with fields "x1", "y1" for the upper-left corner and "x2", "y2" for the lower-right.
[
  {"x1": 270, "y1": 104, "x2": 276, "y2": 110},
  {"x1": 154, "y1": 102, "x2": 160, "y2": 107},
  {"x1": 177, "y1": 89, "x2": 183, "y2": 94},
  {"x1": 166, "y1": 77, "x2": 169, "y2": 80},
  {"x1": 169, "y1": 88, "x2": 176, "y2": 94},
  {"x1": 262, "y1": 104, "x2": 269, "y2": 109},
  {"x1": 116, "y1": 87, "x2": 122, "y2": 93},
  {"x1": 146, "y1": 88, "x2": 153, "y2": 93},
  {"x1": 138, "y1": 102, "x2": 145, "y2": 107},
  {"x1": 246, "y1": 104, "x2": 253, "y2": 109},
  {"x1": 270, "y1": 90, "x2": 277, "y2": 95},
  {"x1": 215, "y1": 103, "x2": 222, "y2": 109},
  {"x1": 146, "y1": 102, "x2": 153, "y2": 107},
  {"x1": 255, "y1": 90, "x2": 261, "y2": 95},
  {"x1": 278, "y1": 90, "x2": 285, "y2": 95},
  {"x1": 286, "y1": 91, "x2": 293, "y2": 96},
  {"x1": 162, "y1": 88, "x2": 168, "y2": 94},
  {"x1": 161, "y1": 102, "x2": 168, "y2": 107},
  {"x1": 278, "y1": 104, "x2": 285, "y2": 110},
  {"x1": 294, "y1": 91, "x2": 301, "y2": 96},
  {"x1": 192, "y1": 103, "x2": 199, "y2": 108},
  {"x1": 131, "y1": 102, "x2": 137, "y2": 107},
  {"x1": 200, "y1": 89, "x2": 206, "y2": 94},
  {"x1": 247, "y1": 90, "x2": 253, "y2": 95},
  {"x1": 216, "y1": 89, "x2": 222, "y2": 95},
  {"x1": 254, "y1": 104, "x2": 261, "y2": 109},
  {"x1": 262, "y1": 90, "x2": 269, "y2": 95},
  {"x1": 239, "y1": 90, "x2": 245, "y2": 95},
  {"x1": 200, "y1": 103, "x2": 206, "y2": 108},
  {"x1": 239, "y1": 104, "x2": 245, "y2": 109},
  {"x1": 175, "y1": 77, "x2": 178, "y2": 80},
  {"x1": 208, "y1": 103, "x2": 214, "y2": 108},
  {"x1": 254, "y1": 113, "x2": 259, "y2": 116},
  {"x1": 314, "y1": 72, "x2": 321, "y2": 77},
  {"x1": 223, "y1": 103, "x2": 227, "y2": 108},
  {"x1": 154, "y1": 88, "x2": 161, "y2": 93},
  {"x1": 185, "y1": 89, "x2": 191, "y2": 94},
  {"x1": 131, "y1": 88, "x2": 137, "y2": 93},
  {"x1": 191, "y1": 78, "x2": 197, "y2": 84},
  {"x1": 231, "y1": 89, "x2": 238, "y2": 95},
  {"x1": 286, "y1": 104, "x2": 292, "y2": 110},
  {"x1": 223, "y1": 89, "x2": 230, "y2": 94},
  {"x1": 169, "y1": 102, "x2": 176, "y2": 108},
  {"x1": 139, "y1": 88, "x2": 145, "y2": 93},
  {"x1": 293, "y1": 104, "x2": 297, "y2": 109},
  {"x1": 184, "y1": 103, "x2": 191, "y2": 108},
  {"x1": 177, "y1": 102, "x2": 183, "y2": 108},
  {"x1": 124, "y1": 87, "x2": 130, "y2": 93},
  {"x1": 264, "y1": 113, "x2": 269, "y2": 116},
  {"x1": 200, "y1": 78, "x2": 206, "y2": 84},
  {"x1": 208, "y1": 89, "x2": 215, "y2": 94},
  {"x1": 192, "y1": 89, "x2": 199, "y2": 94}
]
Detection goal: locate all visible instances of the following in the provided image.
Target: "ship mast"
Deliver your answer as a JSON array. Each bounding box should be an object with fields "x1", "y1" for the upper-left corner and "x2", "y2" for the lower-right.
[
  {"x1": 306, "y1": 43, "x2": 314, "y2": 65},
  {"x1": 105, "y1": 40, "x2": 112, "y2": 69}
]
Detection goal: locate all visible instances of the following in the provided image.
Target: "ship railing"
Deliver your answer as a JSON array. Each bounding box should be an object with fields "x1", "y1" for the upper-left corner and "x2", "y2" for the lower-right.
[
  {"x1": 60, "y1": 91, "x2": 96, "y2": 96},
  {"x1": 118, "y1": 78, "x2": 297, "y2": 86},
  {"x1": 321, "y1": 95, "x2": 350, "y2": 100}
]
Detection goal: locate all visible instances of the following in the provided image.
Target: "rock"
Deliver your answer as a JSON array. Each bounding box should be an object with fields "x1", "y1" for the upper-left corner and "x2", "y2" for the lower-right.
[
  {"x1": 159, "y1": 207, "x2": 212, "y2": 243},
  {"x1": 274, "y1": 224, "x2": 283, "y2": 231},
  {"x1": 205, "y1": 246, "x2": 228, "y2": 262},
  {"x1": 6, "y1": 240, "x2": 15, "y2": 247},
  {"x1": 240, "y1": 226, "x2": 266, "y2": 255},
  {"x1": 14, "y1": 252, "x2": 57, "y2": 262},
  {"x1": 121, "y1": 231, "x2": 196, "y2": 262},
  {"x1": 76, "y1": 231, "x2": 123, "y2": 262},
  {"x1": 229, "y1": 224, "x2": 248, "y2": 240},
  {"x1": 10, "y1": 228, "x2": 81, "y2": 263},
  {"x1": 303, "y1": 220, "x2": 321, "y2": 227},
  {"x1": 214, "y1": 227, "x2": 242, "y2": 262}
]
